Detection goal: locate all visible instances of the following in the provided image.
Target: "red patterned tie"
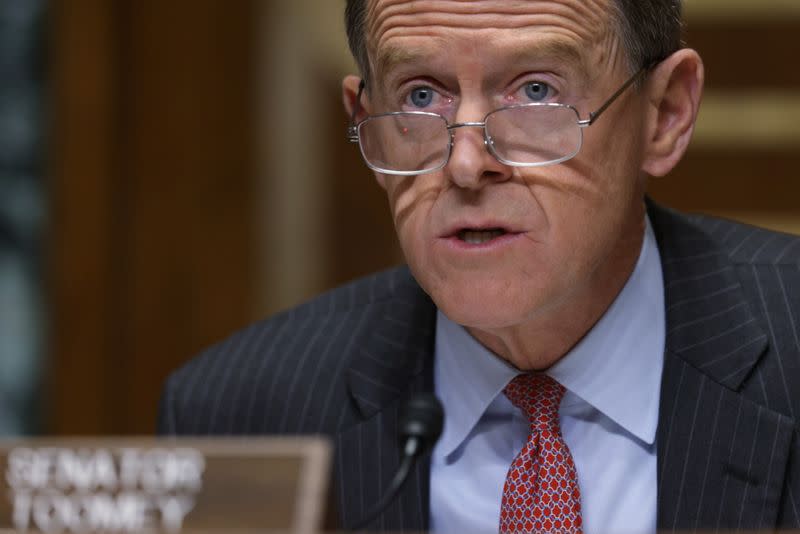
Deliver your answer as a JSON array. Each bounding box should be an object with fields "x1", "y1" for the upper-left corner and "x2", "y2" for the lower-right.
[{"x1": 499, "y1": 374, "x2": 583, "y2": 534}]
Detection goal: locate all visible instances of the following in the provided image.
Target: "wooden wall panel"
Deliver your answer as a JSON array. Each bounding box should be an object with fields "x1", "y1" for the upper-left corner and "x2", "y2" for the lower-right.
[
  {"x1": 118, "y1": 1, "x2": 259, "y2": 434},
  {"x1": 651, "y1": 151, "x2": 800, "y2": 212},
  {"x1": 685, "y1": 22, "x2": 800, "y2": 90},
  {"x1": 49, "y1": 0, "x2": 259, "y2": 435},
  {"x1": 48, "y1": 0, "x2": 122, "y2": 435},
  {"x1": 649, "y1": 16, "x2": 800, "y2": 232}
]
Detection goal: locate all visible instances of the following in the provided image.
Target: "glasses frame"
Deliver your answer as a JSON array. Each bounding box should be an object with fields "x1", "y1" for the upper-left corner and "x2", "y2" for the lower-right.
[{"x1": 347, "y1": 64, "x2": 653, "y2": 176}]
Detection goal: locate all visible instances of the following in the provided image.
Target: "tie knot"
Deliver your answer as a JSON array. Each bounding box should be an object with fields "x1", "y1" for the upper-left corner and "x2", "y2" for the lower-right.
[{"x1": 504, "y1": 374, "x2": 564, "y2": 428}]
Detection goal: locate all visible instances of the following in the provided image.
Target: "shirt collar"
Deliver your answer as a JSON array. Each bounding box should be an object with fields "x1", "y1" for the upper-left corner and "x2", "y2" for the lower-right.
[
  {"x1": 434, "y1": 309, "x2": 521, "y2": 458},
  {"x1": 434, "y1": 216, "x2": 665, "y2": 457}
]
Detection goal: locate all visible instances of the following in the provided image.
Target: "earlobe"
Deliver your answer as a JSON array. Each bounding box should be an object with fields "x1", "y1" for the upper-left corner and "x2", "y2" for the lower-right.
[{"x1": 641, "y1": 49, "x2": 705, "y2": 177}]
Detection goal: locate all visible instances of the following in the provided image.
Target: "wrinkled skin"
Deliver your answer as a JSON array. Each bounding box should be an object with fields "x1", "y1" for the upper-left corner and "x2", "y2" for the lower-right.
[{"x1": 343, "y1": 0, "x2": 703, "y2": 370}]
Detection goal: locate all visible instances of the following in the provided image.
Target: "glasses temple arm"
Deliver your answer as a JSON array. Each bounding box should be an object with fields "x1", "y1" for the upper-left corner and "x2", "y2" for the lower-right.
[
  {"x1": 347, "y1": 79, "x2": 367, "y2": 142},
  {"x1": 585, "y1": 66, "x2": 649, "y2": 125}
]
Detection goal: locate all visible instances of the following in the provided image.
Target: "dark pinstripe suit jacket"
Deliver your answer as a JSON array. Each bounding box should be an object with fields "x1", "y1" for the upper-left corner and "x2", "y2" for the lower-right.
[{"x1": 159, "y1": 202, "x2": 800, "y2": 531}]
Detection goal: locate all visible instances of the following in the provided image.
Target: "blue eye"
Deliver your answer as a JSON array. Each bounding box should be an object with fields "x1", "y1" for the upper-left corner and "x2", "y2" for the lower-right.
[
  {"x1": 524, "y1": 82, "x2": 550, "y2": 102},
  {"x1": 409, "y1": 87, "x2": 434, "y2": 108}
]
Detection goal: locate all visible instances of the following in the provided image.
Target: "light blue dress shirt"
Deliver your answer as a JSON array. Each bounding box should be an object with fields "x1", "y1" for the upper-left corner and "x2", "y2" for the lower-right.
[{"x1": 430, "y1": 217, "x2": 665, "y2": 534}]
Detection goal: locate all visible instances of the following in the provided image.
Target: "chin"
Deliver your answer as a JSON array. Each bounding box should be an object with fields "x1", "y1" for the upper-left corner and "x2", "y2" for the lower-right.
[{"x1": 427, "y1": 279, "x2": 541, "y2": 331}]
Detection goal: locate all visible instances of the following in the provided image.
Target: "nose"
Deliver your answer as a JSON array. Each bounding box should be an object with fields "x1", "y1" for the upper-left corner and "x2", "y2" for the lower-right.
[{"x1": 445, "y1": 121, "x2": 512, "y2": 190}]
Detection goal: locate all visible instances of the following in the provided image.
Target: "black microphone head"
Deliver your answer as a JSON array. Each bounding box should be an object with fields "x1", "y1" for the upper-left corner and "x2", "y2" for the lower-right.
[{"x1": 399, "y1": 393, "x2": 444, "y2": 455}]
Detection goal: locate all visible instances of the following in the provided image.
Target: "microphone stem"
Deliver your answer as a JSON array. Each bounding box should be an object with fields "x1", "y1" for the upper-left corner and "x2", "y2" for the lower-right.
[{"x1": 352, "y1": 438, "x2": 420, "y2": 530}]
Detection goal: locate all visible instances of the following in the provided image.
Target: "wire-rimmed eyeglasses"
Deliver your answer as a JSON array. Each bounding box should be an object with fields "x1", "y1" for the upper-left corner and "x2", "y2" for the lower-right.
[{"x1": 347, "y1": 65, "x2": 651, "y2": 176}]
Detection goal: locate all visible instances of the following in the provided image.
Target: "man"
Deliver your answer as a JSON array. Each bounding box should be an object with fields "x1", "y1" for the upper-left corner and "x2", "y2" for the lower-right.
[{"x1": 159, "y1": 0, "x2": 800, "y2": 532}]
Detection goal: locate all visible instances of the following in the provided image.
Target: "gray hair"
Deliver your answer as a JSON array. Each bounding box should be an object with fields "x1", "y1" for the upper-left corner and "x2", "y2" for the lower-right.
[{"x1": 344, "y1": 0, "x2": 683, "y2": 85}]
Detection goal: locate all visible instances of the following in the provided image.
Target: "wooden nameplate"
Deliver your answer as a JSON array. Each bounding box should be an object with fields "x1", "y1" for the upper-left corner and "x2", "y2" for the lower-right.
[{"x1": 0, "y1": 437, "x2": 331, "y2": 533}]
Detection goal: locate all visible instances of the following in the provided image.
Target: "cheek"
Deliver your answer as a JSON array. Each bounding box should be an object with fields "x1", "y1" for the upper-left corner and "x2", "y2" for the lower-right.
[
  {"x1": 554, "y1": 119, "x2": 647, "y2": 267},
  {"x1": 383, "y1": 174, "x2": 443, "y2": 262},
  {"x1": 558, "y1": 110, "x2": 646, "y2": 221},
  {"x1": 594, "y1": 107, "x2": 647, "y2": 183},
  {"x1": 385, "y1": 175, "x2": 440, "y2": 229},
  {"x1": 514, "y1": 132, "x2": 642, "y2": 272}
]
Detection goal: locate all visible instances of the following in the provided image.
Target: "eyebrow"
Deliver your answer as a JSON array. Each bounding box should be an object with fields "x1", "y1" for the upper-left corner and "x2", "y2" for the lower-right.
[
  {"x1": 374, "y1": 36, "x2": 587, "y2": 84},
  {"x1": 374, "y1": 44, "x2": 433, "y2": 80},
  {"x1": 504, "y1": 39, "x2": 586, "y2": 73}
]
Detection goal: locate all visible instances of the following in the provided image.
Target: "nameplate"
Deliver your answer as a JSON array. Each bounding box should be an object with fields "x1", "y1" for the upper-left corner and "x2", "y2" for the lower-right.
[{"x1": 0, "y1": 437, "x2": 330, "y2": 534}]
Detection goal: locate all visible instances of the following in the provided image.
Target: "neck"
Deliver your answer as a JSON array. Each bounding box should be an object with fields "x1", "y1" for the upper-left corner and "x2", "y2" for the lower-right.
[{"x1": 467, "y1": 212, "x2": 647, "y2": 372}]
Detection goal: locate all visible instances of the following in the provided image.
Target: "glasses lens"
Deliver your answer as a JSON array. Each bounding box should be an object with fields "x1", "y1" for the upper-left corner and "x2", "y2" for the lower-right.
[
  {"x1": 486, "y1": 105, "x2": 581, "y2": 166},
  {"x1": 358, "y1": 113, "x2": 449, "y2": 174}
]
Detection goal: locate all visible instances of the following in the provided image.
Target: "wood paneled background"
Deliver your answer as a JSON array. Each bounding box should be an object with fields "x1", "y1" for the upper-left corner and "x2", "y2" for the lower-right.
[
  {"x1": 49, "y1": 0, "x2": 259, "y2": 434},
  {"x1": 650, "y1": 5, "x2": 800, "y2": 232},
  {"x1": 47, "y1": 1, "x2": 799, "y2": 435}
]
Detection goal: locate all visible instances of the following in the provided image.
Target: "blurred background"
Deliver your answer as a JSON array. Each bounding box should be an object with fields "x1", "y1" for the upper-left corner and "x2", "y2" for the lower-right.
[{"x1": 0, "y1": 0, "x2": 798, "y2": 436}]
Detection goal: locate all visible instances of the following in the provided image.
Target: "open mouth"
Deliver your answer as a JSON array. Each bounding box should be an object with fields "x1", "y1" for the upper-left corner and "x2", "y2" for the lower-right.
[{"x1": 457, "y1": 228, "x2": 507, "y2": 244}]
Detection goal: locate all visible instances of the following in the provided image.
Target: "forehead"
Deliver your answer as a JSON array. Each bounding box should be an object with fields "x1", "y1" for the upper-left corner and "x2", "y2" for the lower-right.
[{"x1": 366, "y1": 0, "x2": 617, "y2": 76}]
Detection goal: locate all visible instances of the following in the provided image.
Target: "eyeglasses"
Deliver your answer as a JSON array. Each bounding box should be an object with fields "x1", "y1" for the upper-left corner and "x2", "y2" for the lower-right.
[{"x1": 347, "y1": 66, "x2": 649, "y2": 176}]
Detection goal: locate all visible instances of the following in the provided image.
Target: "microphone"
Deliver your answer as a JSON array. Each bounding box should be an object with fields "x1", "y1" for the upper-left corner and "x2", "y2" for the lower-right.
[{"x1": 352, "y1": 393, "x2": 444, "y2": 530}]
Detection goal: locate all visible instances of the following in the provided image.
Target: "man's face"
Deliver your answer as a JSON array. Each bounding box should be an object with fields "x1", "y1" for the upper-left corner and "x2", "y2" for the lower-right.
[{"x1": 353, "y1": 0, "x2": 650, "y2": 335}]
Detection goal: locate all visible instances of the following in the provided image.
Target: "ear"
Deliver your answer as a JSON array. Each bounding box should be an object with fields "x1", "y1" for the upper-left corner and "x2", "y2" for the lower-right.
[
  {"x1": 342, "y1": 74, "x2": 366, "y2": 120},
  {"x1": 342, "y1": 74, "x2": 388, "y2": 189},
  {"x1": 641, "y1": 49, "x2": 704, "y2": 177}
]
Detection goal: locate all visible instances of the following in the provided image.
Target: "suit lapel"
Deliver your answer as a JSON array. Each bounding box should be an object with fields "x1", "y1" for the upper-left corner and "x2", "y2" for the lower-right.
[
  {"x1": 650, "y1": 203, "x2": 794, "y2": 531},
  {"x1": 335, "y1": 271, "x2": 437, "y2": 532}
]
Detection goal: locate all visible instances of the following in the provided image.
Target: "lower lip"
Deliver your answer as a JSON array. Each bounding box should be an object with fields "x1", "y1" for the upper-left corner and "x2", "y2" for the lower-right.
[{"x1": 439, "y1": 232, "x2": 524, "y2": 252}]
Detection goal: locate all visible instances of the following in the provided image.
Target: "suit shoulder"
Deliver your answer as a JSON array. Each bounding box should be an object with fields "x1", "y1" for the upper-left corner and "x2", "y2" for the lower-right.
[
  {"x1": 665, "y1": 209, "x2": 800, "y2": 266},
  {"x1": 159, "y1": 265, "x2": 426, "y2": 434}
]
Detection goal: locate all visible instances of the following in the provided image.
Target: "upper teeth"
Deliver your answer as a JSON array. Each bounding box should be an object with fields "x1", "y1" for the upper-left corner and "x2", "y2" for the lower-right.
[{"x1": 459, "y1": 229, "x2": 505, "y2": 244}]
